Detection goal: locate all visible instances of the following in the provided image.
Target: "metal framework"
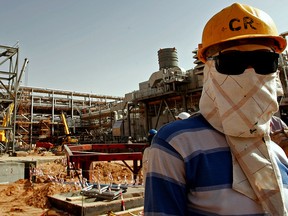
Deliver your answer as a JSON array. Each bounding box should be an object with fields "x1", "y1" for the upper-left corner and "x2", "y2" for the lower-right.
[
  {"x1": 0, "y1": 44, "x2": 29, "y2": 154},
  {"x1": 64, "y1": 143, "x2": 149, "y2": 181},
  {"x1": 15, "y1": 86, "x2": 124, "y2": 148}
]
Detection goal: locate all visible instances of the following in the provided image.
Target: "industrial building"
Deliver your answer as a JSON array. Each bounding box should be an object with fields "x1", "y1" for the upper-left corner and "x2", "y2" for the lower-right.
[{"x1": 0, "y1": 43, "x2": 287, "y2": 155}]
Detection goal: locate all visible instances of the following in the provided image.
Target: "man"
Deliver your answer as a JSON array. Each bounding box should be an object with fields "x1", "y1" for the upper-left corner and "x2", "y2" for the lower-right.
[
  {"x1": 271, "y1": 115, "x2": 288, "y2": 156},
  {"x1": 147, "y1": 129, "x2": 157, "y2": 145},
  {"x1": 175, "y1": 111, "x2": 191, "y2": 120},
  {"x1": 143, "y1": 128, "x2": 158, "y2": 185},
  {"x1": 127, "y1": 136, "x2": 133, "y2": 144},
  {"x1": 144, "y1": 3, "x2": 288, "y2": 216}
]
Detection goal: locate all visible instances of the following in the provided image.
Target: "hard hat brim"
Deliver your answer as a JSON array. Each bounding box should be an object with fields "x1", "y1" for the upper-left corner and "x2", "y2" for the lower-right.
[{"x1": 198, "y1": 35, "x2": 287, "y2": 63}]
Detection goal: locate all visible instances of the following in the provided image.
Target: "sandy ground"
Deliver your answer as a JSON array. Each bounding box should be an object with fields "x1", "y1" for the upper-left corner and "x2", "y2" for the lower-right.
[{"x1": 0, "y1": 151, "x2": 144, "y2": 216}]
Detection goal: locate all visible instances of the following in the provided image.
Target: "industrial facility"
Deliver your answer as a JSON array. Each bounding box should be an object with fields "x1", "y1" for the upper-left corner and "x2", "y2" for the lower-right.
[
  {"x1": 0, "y1": 42, "x2": 288, "y2": 155},
  {"x1": 0, "y1": 38, "x2": 288, "y2": 216}
]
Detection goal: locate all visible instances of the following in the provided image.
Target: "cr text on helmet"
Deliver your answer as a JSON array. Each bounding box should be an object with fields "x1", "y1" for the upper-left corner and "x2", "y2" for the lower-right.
[{"x1": 229, "y1": 17, "x2": 256, "y2": 31}]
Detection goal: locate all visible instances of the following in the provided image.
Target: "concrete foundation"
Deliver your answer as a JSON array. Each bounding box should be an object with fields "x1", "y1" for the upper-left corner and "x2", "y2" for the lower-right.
[
  {"x1": 0, "y1": 154, "x2": 62, "y2": 183},
  {"x1": 48, "y1": 186, "x2": 144, "y2": 216},
  {"x1": 0, "y1": 162, "x2": 25, "y2": 183}
]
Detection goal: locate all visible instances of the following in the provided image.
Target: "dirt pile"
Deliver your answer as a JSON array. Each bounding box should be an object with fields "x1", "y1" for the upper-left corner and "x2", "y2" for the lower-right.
[{"x1": 0, "y1": 155, "x2": 141, "y2": 216}]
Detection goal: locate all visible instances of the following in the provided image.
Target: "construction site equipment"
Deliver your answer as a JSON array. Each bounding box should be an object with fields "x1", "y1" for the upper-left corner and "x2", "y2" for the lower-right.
[
  {"x1": 60, "y1": 112, "x2": 78, "y2": 145},
  {"x1": 80, "y1": 183, "x2": 127, "y2": 200},
  {"x1": 0, "y1": 103, "x2": 14, "y2": 153},
  {"x1": 197, "y1": 3, "x2": 287, "y2": 62},
  {"x1": 36, "y1": 113, "x2": 78, "y2": 151},
  {"x1": 64, "y1": 143, "x2": 149, "y2": 182},
  {"x1": 35, "y1": 141, "x2": 54, "y2": 151}
]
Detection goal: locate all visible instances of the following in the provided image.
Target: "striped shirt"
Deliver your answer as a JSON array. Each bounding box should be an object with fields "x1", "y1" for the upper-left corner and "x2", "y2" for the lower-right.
[{"x1": 144, "y1": 114, "x2": 288, "y2": 216}]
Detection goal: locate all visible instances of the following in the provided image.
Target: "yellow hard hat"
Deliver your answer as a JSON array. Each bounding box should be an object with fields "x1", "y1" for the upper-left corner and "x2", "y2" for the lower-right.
[{"x1": 198, "y1": 3, "x2": 287, "y2": 63}]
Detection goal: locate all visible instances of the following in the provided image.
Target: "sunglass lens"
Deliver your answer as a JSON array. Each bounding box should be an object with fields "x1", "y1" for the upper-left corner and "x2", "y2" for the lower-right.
[
  {"x1": 215, "y1": 52, "x2": 245, "y2": 75},
  {"x1": 253, "y1": 52, "x2": 279, "y2": 74}
]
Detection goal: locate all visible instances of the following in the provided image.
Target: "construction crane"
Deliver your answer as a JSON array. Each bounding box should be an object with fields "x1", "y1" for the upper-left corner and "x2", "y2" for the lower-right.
[
  {"x1": 60, "y1": 112, "x2": 79, "y2": 145},
  {"x1": 35, "y1": 113, "x2": 79, "y2": 152},
  {"x1": 35, "y1": 113, "x2": 78, "y2": 151}
]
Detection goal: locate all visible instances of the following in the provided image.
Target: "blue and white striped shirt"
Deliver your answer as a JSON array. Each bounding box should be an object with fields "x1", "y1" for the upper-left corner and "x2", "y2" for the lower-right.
[{"x1": 144, "y1": 114, "x2": 288, "y2": 216}]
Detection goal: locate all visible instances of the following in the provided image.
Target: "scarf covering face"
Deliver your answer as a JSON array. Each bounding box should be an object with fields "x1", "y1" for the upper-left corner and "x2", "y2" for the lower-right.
[{"x1": 199, "y1": 60, "x2": 287, "y2": 215}]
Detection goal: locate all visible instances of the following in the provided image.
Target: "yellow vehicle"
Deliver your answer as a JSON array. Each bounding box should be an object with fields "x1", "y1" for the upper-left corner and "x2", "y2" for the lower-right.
[
  {"x1": 60, "y1": 112, "x2": 78, "y2": 145},
  {"x1": 36, "y1": 112, "x2": 78, "y2": 152},
  {"x1": 0, "y1": 103, "x2": 14, "y2": 153}
]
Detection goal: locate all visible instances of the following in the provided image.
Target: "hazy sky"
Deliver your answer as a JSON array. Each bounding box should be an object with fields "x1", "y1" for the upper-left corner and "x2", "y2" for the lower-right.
[{"x1": 1, "y1": 1, "x2": 287, "y2": 97}]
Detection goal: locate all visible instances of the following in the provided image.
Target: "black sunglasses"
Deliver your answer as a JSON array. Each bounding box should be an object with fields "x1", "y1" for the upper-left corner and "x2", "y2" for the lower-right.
[{"x1": 211, "y1": 51, "x2": 279, "y2": 75}]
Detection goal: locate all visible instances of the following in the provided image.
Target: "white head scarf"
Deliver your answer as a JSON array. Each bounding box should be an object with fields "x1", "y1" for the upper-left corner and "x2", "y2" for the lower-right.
[{"x1": 199, "y1": 45, "x2": 287, "y2": 215}]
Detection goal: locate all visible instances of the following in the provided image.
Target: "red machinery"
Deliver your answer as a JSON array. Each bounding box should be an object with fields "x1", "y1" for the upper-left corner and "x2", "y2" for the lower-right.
[
  {"x1": 64, "y1": 143, "x2": 149, "y2": 182},
  {"x1": 35, "y1": 141, "x2": 54, "y2": 150}
]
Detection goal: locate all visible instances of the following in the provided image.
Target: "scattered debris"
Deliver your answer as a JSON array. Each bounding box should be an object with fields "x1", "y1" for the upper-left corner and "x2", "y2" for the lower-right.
[{"x1": 0, "y1": 152, "x2": 143, "y2": 216}]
